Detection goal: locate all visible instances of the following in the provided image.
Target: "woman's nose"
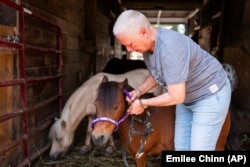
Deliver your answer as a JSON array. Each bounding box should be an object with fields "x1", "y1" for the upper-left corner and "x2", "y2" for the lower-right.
[{"x1": 126, "y1": 46, "x2": 133, "y2": 52}]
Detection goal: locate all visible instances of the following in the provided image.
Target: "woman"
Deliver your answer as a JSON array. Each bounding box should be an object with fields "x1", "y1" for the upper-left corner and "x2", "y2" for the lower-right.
[{"x1": 112, "y1": 10, "x2": 231, "y2": 150}]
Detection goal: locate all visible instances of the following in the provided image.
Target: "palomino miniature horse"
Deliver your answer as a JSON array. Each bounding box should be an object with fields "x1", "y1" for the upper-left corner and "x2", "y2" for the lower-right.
[
  {"x1": 48, "y1": 69, "x2": 163, "y2": 160},
  {"x1": 91, "y1": 76, "x2": 231, "y2": 167}
]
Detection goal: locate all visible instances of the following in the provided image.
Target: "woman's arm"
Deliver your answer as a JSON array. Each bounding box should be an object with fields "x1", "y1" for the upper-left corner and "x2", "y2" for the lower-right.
[
  {"x1": 142, "y1": 82, "x2": 185, "y2": 106},
  {"x1": 127, "y1": 74, "x2": 158, "y2": 102},
  {"x1": 137, "y1": 74, "x2": 158, "y2": 95},
  {"x1": 127, "y1": 82, "x2": 186, "y2": 115}
]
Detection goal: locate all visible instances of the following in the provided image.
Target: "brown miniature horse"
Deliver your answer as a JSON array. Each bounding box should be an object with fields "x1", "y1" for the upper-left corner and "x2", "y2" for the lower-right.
[{"x1": 91, "y1": 76, "x2": 231, "y2": 167}]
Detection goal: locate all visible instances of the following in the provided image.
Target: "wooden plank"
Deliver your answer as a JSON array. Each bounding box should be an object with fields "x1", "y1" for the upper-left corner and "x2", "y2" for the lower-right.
[
  {"x1": 20, "y1": 1, "x2": 84, "y2": 36},
  {"x1": 0, "y1": 25, "x2": 15, "y2": 159}
]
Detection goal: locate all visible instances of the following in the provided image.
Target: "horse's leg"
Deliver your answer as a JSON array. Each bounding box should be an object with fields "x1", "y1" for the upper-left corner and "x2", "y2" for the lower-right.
[
  {"x1": 215, "y1": 111, "x2": 231, "y2": 150},
  {"x1": 79, "y1": 115, "x2": 93, "y2": 154},
  {"x1": 105, "y1": 134, "x2": 116, "y2": 156}
]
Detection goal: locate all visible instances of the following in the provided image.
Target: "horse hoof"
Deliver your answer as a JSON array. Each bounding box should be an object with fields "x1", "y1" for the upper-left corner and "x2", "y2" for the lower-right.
[
  {"x1": 105, "y1": 146, "x2": 115, "y2": 156},
  {"x1": 79, "y1": 145, "x2": 91, "y2": 155}
]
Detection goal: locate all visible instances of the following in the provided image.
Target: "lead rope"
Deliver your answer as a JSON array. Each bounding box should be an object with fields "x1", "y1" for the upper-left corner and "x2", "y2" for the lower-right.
[
  {"x1": 122, "y1": 115, "x2": 134, "y2": 167},
  {"x1": 122, "y1": 110, "x2": 153, "y2": 167}
]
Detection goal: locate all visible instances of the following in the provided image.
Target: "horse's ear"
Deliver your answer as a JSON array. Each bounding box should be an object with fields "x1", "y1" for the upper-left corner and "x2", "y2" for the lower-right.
[
  {"x1": 123, "y1": 78, "x2": 134, "y2": 91},
  {"x1": 61, "y1": 120, "x2": 66, "y2": 129},
  {"x1": 123, "y1": 78, "x2": 128, "y2": 87},
  {"x1": 102, "y1": 75, "x2": 108, "y2": 83},
  {"x1": 123, "y1": 78, "x2": 128, "y2": 89}
]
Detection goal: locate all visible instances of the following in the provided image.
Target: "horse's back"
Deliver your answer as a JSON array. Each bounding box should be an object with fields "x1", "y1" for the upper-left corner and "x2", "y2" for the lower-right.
[
  {"x1": 102, "y1": 58, "x2": 147, "y2": 74},
  {"x1": 61, "y1": 69, "x2": 157, "y2": 116},
  {"x1": 100, "y1": 69, "x2": 163, "y2": 96}
]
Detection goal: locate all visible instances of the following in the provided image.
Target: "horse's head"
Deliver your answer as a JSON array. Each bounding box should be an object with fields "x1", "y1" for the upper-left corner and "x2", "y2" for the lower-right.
[
  {"x1": 48, "y1": 117, "x2": 74, "y2": 160},
  {"x1": 91, "y1": 76, "x2": 129, "y2": 147}
]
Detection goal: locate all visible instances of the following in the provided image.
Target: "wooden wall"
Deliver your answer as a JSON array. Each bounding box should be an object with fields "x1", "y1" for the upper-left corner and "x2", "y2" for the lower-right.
[
  {"x1": 223, "y1": 0, "x2": 250, "y2": 119},
  {"x1": 84, "y1": 0, "x2": 122, "y2": 74},
  {"x1": 189, "y1": 0, "x2": 250, "y2": 120},
  {"x1": 20, "y1": 0, "x2": 123, "y2": 103},
  {"x1": 19, "y1": 0, "x2": 125, "y2": 104},
  {"x1": 9, "y1": 2, "x2": 120, "y2": 164},
  {"x1": 0, "y1": 25, "x2": 16, "y2": 167},
  {"x1": 21, "y1": 0, "x2": 86, "y2": 102},
  {"x1": 0, "y1": 1, "x2": 89, "y2": 166}
]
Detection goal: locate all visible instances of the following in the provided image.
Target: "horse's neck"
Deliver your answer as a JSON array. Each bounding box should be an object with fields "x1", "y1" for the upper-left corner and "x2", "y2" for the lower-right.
[
  {"x1": 118, "y1": 103, "x2": 133, "y2": 136},
  {"x1": 118, "y1": 106, "x2": 148, "y2": 133},
  {"x1": 59, "y1": 72, "x2": 139, "y2": 132},
  {"x1": 118, "y1": 115, "x2": 131, "y2": 137},
  {"x1": 60, "y1": 83, "x2": 99, "y2": 131},
  {"x1": 61, "y1": 103, "x2": 93, "y2": 131}
]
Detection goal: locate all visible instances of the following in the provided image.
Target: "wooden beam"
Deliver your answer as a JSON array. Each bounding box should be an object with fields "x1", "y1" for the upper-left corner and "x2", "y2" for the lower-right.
[{"x1": 122, "y1": 0, "x2": 203, "y2": 10}]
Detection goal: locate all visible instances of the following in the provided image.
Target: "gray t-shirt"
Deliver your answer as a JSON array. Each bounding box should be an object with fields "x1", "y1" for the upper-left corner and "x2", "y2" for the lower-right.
[{"x1": 143, "y1": 27, "x2": 227, "y2": 103}]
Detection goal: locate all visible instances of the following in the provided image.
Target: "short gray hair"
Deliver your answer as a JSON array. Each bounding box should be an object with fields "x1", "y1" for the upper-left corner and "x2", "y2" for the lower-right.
[{"x1": 113, "y1": 10, "x2": 151, "y2": 36}]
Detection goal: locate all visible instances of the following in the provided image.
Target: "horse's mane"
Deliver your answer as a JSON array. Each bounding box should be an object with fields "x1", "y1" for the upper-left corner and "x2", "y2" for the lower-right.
[
  {"x1": 97, "y1": 80, "x2": 156, "y2": 112},
  {"x1": 97, "y1": 81, "x2": 121, "y2": 111}
]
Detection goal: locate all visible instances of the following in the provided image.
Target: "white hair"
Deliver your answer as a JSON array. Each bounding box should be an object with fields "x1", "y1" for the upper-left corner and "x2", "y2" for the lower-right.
[{"x1": 113, "y1": 10, "x2": 151, "y2": 37}]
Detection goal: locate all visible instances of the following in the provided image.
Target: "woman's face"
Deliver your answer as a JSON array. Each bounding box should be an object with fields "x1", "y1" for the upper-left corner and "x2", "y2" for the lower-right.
[{"x1": 116, "y1": 28, "x2": 152, "y2": 53}]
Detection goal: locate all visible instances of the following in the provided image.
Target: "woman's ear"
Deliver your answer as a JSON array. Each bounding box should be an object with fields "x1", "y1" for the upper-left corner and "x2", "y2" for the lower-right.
[{"x1": 139, "y1": 27, "x2": 148, "y2": 37}]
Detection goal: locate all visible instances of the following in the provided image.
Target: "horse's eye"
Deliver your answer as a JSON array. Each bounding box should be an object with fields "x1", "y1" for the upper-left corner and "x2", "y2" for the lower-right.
[{"x1": 113, "y1": 105, "x2": 119, "y2": 110}]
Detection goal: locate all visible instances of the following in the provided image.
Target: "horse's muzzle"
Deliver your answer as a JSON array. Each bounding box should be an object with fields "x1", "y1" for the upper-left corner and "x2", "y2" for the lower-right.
[
  {"x1": 91, "y1": 134, "x2": 108, "y2": 147},
  {"x1": 50, "y1": 151, "x2": 65, "y2": 160}
]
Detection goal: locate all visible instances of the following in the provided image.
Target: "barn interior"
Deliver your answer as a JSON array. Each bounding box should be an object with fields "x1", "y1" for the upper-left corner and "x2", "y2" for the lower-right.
[{"x1": 0, "y1": 0, "x2": 250, "y2": 166}]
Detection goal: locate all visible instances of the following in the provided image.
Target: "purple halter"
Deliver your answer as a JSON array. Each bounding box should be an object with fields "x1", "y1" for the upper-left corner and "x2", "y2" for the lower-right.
[{"x1": 91, "y1": 89, "x2": 131, "y2": 132}]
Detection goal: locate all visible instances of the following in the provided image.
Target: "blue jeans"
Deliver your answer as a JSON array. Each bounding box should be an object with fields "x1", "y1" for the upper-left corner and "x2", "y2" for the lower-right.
[{"x1": 174, "y1": 78, "x2": 231, "y2": 150}]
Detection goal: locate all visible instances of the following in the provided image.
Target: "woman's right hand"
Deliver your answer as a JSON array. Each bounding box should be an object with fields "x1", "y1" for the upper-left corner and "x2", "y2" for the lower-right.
[{"x1": 126, "y1": 89, "x2": 141, "y2": 103}]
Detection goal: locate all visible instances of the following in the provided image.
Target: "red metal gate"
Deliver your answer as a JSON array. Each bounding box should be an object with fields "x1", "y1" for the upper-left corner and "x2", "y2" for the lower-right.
[{"x1": 0, "y1": 0, "x2": 62, "y2": 166}]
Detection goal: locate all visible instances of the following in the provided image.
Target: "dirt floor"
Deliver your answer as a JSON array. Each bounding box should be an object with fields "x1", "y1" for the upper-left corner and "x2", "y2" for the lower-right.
[
  {"x1": 31, "y1": 105, "x2": 250, "y2": 167},
  {"x1": 31, "y1": 131, "x2": 162, "y2": 167}
]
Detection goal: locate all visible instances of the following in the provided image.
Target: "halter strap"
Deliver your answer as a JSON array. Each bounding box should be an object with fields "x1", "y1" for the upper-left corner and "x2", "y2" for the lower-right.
[
  {"x1": 91, "y1": 89, "x2": 131, "y2": 131},
  {"x1": 91, "y1": 113, "x2": 129, "y2": 131}
]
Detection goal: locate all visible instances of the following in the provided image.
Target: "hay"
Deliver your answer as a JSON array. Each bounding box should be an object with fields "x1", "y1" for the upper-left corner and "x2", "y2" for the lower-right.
[{"x1": 31, "y1": 140, "x2": 161, "y2": 167}]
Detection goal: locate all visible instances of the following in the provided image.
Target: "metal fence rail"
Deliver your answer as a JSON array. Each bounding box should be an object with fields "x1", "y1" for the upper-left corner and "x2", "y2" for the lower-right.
[{"x1": 0, "y1": 0, "x2": 62, "y2": 166}]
